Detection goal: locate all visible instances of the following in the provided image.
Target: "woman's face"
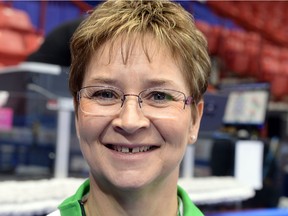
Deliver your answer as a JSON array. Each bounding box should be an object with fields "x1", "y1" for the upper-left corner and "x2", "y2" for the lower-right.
[{"x1": 76, "y1": 36, "x2": 203, "y2": 190}]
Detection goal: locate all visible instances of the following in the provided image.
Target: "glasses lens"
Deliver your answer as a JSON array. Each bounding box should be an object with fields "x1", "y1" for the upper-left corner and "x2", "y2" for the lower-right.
[
  {"x1": 79, "y1": 86, "x2": 122, "y2": 116},
  {"x1": 139, "y1": 89, "x2": 187, "y2": 118}
]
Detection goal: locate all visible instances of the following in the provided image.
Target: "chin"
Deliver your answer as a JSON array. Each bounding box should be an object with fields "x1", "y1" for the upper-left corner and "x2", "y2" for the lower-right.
[{"x1": 109, "y1": 172, "x2": 155, "y2": 191}]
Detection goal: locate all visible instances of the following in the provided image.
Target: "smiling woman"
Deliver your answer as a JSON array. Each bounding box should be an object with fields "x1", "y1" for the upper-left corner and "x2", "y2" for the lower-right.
[{"x1": 48, "y1": 1, "x2": 211, "y2": 216}]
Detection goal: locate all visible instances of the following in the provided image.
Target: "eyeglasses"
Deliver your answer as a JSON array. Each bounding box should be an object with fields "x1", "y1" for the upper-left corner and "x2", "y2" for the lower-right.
[{"x1": 77, "y1": 86, "x2": 193, "y2": 118}]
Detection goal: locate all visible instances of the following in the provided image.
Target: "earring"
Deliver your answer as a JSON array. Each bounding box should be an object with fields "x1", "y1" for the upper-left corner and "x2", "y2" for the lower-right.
[{"x1": 191, "y1": 135, "x2": 196, "y2": 141}]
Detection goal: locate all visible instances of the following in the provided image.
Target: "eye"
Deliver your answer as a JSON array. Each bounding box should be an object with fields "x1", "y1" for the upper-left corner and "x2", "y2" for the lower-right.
[
  {"x1": 85, "y1": 88, "x2": 120, "y2": 101},
  {"x1": 94, "y1": 89, "x2": 116, "y2": 99},
  {"x1": 153, "y1": 91, "x2": 173, "y2": 101},
  {"x1": 144, "y1": 90, "x2": 175, "y2": 103}
]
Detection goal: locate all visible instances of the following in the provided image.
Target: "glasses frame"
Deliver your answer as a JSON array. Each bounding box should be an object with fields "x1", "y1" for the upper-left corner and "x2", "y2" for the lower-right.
[{"x1": 77, "y1": 86, "x2": 194, "y2": 115}]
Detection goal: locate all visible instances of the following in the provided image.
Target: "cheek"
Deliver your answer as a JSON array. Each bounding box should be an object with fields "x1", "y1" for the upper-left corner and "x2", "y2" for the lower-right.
[
  {"x1": 152, "y1": 116, "x2": 192, "y2": 172},
  {"x1": 152, "y1": 116, "x2": 191, "y2": 147},
  {"x1": 78, "y1": 118, "x2": 94, "y2": 141},
  {"x1": 77, "y1": 115, "x2": 107, "y2": 144},
  {"x1": 76, "y1": 116, "x2": 108, "y2": 166}
]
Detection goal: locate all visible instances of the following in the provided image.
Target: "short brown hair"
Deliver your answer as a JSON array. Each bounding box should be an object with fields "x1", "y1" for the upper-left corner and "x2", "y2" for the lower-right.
[{"x1": 69, "y1": 0, "x2": 211, "y2": 118}]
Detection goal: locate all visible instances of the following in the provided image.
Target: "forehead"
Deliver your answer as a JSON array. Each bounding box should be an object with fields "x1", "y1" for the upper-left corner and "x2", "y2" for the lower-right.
[
  {"x1": 92, "y1": 34, "x2": 172, "y2": 65},
  {"x1": 86, "y1": 34, "x2": 186, "y2": 78}
]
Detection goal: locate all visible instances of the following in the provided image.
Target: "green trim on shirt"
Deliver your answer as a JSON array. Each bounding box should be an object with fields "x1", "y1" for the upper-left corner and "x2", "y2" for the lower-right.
[
  {"x1": 58, "y1": 179, "x2": 90, "y2": 216},
  {"x1": 177, "y1": 185, "x2": 204, "y2": 216},
  {"x1": 58, "y1": 179, "x2": 203, "y2": 216}
]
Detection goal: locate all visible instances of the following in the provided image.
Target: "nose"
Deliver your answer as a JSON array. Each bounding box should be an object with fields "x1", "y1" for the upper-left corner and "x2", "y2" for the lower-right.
[
  {"x1": 120, "y1": 94, "x2": 142, "y2": 108},
  {"x1": 112, "y1": 96, "x2": 150, "y2": 134}
]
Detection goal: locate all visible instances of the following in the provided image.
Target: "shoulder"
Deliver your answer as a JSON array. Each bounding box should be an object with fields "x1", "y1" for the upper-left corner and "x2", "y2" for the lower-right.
[
  {"x1": 58, "y1": 179, "x2": 90, "y2": 216},
  {"x1": 177, "y1": 185, "x2": 204, "y2": 216}
]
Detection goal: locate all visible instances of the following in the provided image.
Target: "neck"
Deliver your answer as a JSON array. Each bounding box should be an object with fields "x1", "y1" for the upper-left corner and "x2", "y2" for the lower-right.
[{"x1": 85, "y1": 174, "x2": 179, "y2": 216}]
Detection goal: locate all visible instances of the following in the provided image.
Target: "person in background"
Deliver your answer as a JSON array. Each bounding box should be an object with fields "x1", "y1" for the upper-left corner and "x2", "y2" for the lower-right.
[
  {"x1": 26, "y1": 18, "x2": 84, "y2": 66},
  {"x1": 49, "y1": 0, "x2": 211, "y2": 215}
]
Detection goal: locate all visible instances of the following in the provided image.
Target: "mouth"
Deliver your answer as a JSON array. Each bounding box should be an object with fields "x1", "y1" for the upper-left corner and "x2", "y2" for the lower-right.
[{"x1": 105, "y1": 144, "x2": 159, "y2": 154}]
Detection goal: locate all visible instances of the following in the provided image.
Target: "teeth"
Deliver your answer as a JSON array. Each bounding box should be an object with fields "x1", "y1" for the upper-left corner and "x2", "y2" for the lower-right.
[
  {"x1": 121, "y1": 147, "x2": 129, "y2": 153},
  {"x1": 144, "y1": 146, "x2": 149, "y2": 152},
  {"x1": 132, "y1": 147, "x2": 140, "y2": 153},
  {"x1": 113, "y1": 146, "x2": 152, "y2": 153}
]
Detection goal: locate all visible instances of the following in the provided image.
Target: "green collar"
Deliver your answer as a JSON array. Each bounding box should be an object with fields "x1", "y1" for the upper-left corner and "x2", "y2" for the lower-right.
[{"x1": 58, "y1": 179, "x2": 204, "y2": 216}]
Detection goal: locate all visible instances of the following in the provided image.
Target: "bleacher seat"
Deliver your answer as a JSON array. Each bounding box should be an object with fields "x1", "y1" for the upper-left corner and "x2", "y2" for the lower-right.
[
  {"x1": 270, "y1": 76, "x2": 288, "y2": 100},
  {"x1": 0, "y1": 7, "x2": 34, "y2": 32},
  {"x1": 0, "y1": 6, "x2": 43, "y2": 67},
  {"x1": 23, "y1": 33, "x2": 43, "y2": 54},
  {"x1": 0, "y1": 29, "x2": 25, "y2": 55}
]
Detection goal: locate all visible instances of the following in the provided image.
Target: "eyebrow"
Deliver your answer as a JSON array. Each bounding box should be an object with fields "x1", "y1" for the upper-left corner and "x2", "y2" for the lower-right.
[
  {"x1": 86, "y1": 77, "x2": 118, "y2": 86},
  {"x1": 86, "y1": 77, "x2": 178, "y2": 88},
  {"x1": 143, "y1": 79, "x2": 178, "y2": 88}
]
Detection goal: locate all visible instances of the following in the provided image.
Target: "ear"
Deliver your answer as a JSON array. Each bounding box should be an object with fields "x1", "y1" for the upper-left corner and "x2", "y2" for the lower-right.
[
  {"x1": 188, "y1": 100, "x2": 204, "y2": 144},
  {"x1": 75, "y1": 116, "x2": 80, "y2": 140},
  {"x1": 73, "y1": 98, "x2": 81, "y2": 140}
]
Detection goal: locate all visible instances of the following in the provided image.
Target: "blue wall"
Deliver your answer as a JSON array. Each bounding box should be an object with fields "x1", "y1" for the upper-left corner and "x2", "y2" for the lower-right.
[
  {"x1": 10, "y1": 1, "x2": 238, "y2": 36},
  {"x1": 11, "y1": 1, "x2": 84, "y2": 35}
]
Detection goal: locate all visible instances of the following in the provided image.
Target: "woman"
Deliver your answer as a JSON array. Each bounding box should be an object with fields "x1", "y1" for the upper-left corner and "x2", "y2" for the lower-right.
[{"x1": 49, "y1": 0, "x2": 210, "y2": 215}]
